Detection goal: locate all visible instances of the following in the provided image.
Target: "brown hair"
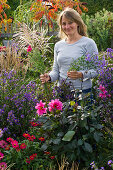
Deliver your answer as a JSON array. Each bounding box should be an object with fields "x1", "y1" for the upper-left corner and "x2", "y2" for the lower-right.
[{"x1": 57, "y1": 7, "x2": 87, "y2": 39}]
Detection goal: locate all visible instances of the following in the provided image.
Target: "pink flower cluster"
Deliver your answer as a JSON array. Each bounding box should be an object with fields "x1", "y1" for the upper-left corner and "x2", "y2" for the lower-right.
[
  {"x1": 99, "y1": 85, "x2": 111, "y2": 99},
  {"x1": 27, "y1": 45, "x2": 32, "y2": 52},
  {"x1": 6, "y1": 137, "x2": 27, "y2": 151},
  {"x1": 35, "y1": 99, "x2": 63, "y2": 116},
  {"x1": 48, "y1": 99, "x2": 63, "y2": 112}
]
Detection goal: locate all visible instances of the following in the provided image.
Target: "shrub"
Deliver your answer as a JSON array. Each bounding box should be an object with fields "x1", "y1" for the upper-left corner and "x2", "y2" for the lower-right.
[{"x1": 82, "y1": 9, "x2": 113, "y2": 51}]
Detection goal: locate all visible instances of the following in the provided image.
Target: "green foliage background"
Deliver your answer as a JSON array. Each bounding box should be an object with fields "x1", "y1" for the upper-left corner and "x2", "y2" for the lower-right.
[{"x1": 80, "y1": 0, "x2": 113, "y2": 15}]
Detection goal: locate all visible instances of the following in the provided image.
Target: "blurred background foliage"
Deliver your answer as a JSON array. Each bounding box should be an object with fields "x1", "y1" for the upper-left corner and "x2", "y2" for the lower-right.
[
  {"x1": 6, "y1": 0, "x2": 113, "y2": 17},
  {"x1": 80, "y1": 0, "x2": 113, "y2": 15}
]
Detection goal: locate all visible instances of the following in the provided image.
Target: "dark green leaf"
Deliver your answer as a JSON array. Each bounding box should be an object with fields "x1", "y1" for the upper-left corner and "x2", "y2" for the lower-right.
[
  {"x1": 94, "y1": 132, "x2": 103, "y2": 142},
  {"x1": 96, "y1": 124, "x2": 103, "y2": 129},
  {"x1": 41, "y1": 143, "x2": 48, "y2": 150},
  {"x1": 70, "y1": 153, "x2": 77, "y2": 161},
  {"x1": 82, "y1": 135, "x2": 88, "y2": 140},
  {"x1": 90, "y1": 127, "x2": 95, "y2": 132},
  {"x1": 78, "y1": 139, "x2": 83, "y2": 146},
  {"x1": 57, "y1": 132, "x2": 64, "y2": 137},
  {"x1": 81, "y1": 119, "x2": 87, "y2": 127},
  {"x1": 84, "y1": 142, "x2": 93, "y2": 152},
  {"x1": 53, "y1": 138, "x2": 61, "y2": 144}
]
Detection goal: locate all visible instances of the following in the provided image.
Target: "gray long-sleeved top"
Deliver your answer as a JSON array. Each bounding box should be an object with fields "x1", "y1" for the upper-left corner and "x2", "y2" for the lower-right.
[{"x1": 49, "y1": 36, "x2": 98, "y2": 90}]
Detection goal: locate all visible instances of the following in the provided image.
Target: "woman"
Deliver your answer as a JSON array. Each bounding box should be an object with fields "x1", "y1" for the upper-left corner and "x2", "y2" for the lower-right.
[{"x1": 40, "y1": 7, "x2": 98, "y2": 93}]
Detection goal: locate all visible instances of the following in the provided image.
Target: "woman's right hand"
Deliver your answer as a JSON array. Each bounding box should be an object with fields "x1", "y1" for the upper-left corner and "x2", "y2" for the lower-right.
[{"x1": 40, "y1": 73, "x2": 50, "y2": 84}]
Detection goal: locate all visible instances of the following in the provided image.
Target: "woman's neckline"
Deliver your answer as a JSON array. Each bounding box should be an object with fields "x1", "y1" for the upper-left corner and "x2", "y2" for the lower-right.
[{"x1": 65, "y1": 36, "x2": 85, "y2": 45}]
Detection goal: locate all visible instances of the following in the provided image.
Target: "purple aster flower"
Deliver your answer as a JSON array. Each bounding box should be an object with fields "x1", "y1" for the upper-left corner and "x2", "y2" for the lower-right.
[
  {"x1": 0, "y1": 109, "x2": 4, "y2": 116},
  {"x1": 21, "y1": 115, "x2": 24, "y2": 118},
  {"x1": 90, "y1": 161, "x2": 95, "y2": 165},
  {"x1": 3, "y1": 127, "x2": 8, "y2": 132},
  {"x1": 85, "y1": 53, "x2": 91, "y2": 62},
  {"x1": 108, "y1": 160, "x2": 113, "y2": 166}
]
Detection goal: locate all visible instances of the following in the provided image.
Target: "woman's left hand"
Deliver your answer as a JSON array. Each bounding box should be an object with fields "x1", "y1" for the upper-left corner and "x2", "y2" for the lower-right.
[{"x1": 67, "y1": 71, "x2": 83, "y2": 79}]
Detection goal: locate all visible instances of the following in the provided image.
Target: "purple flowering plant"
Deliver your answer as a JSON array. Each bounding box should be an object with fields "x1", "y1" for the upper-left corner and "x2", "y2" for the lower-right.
[{"x1": 0, "y1": 70, "x2": 39, "y2": 140}]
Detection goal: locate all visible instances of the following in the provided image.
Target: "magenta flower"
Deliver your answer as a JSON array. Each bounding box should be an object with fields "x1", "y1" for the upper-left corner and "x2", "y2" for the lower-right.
[
  {"x1": 99, "y1": 85, "x2": 106, "y2": 92},
  {"x1": 98, "y1": 85, "x2": 109, "y2": 99},
  {"x1": 27, "y1": 45, "x2": 32, "y2": 52},
  {"x1": 35, "y1": 100, "x2": 47, "y2": 116},
  {"x1": 0, "y1": 162, "x2": 7, "y2": 170},
  {"x1": 6, "y1": 137, "x2": 14, "y2": 143},
  {"x1": 48, "y1": 99, "x2": 63, "y2": 112},
  {"x1": 0, "y1": 152, "x2": 4, "y2": 160},
  {"x1": 99, "y1": 93, "x2": 106, "y2": 98},
  {"x1": 11, "y1": 140, "x2": 19, "y2": 149},
  {"x1": 20, "y1": 143, "x2": 27, "y2": 149},
  {"x1": 0, "y1": 140, "x2": 8, "y2": 148}
]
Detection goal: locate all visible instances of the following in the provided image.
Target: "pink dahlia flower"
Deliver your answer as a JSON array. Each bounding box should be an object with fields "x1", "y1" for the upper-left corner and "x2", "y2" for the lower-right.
[
  {"x1": 48, "y1": 99, "x2": 63, "y2": 112},
  {"x1": 35, "y1": 100, "x2": 47, "y2": 116},
  {"x1": 0, "y1": 162, "x2": 7, "y2": 170}
]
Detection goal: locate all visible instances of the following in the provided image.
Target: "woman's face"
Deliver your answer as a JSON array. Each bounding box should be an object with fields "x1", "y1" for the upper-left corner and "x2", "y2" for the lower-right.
[{"x1": 61, "y1": 15, "x2": 78, "y2": 37}]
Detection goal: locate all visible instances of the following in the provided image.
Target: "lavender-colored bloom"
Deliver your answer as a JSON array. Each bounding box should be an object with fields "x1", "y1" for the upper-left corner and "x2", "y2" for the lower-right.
[
  {"x1": 0, "y1": 129, "x2": 3, "y2": 137},
  {"x1": 107, "y1": 48, "x2": 113, "y2": 58},
  {"x1": 108, "y1": 160, "x2": 113, "y2": 166},
  {"x1": 3, "y1": 127, "x2": 8, "y2": 132},
  {"x1": 21, "y1": 115, "x2": 24, "y2": 118},
  {"x1": 0, "y1": 109, "x2": 4, "y2": 116},
  {"x1": 90, "y1": 161, "x2": 95, "y2": 165},
  {"x1": 85, "y1": 53, "x2": 91, "y2": 62},
  {"x1": 100, "y1": 167, "x2": 105, "y2": 170}
]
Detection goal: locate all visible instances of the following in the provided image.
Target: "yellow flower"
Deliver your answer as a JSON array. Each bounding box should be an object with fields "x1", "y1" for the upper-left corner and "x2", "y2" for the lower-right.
[{"x1": 70, "y1": 101, "x2": 75, "y2": 106}]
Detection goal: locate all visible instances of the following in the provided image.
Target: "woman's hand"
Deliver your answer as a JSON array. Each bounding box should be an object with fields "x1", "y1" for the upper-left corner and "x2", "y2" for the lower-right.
[
  {"x1": 67, "y1": 71, "x2": 83, "y2": 79},
  {"x1": 40, "y1": 73, "x2": 51, "y2": 84}
]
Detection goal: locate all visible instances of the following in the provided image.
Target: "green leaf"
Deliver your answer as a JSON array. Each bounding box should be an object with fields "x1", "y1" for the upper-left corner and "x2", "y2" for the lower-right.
[
  {"x1": 53, "y1": 138, "x2": 61, "y2": 144},
  {"x1": 41, "y1": 143, "x2": 48, "y2": 150},
  {"x1": 90, "y1": 127, "x2": 95, "y2": 132},
  {"x1": 94, "y1": 132, "x2": 103, "y2": 142},
  {"x1": 81, "y1": 119, "x2": 87, "y2": 127},
  {"x1": 70, "y1": 153, "x2": 77, "y2": 161},
  {"x1": 96, "y1": 124, "x2": 103, "y2": 129},
  {"x1": 78, "y1": 139, "x2": 83, "y2": 146},
  {"x1": 57, "y1": 132, "x2": 64, "y2": 137},
  {"x1": 82, "y1": 135, "x2": 88, "y2": 140},
  {"x1": 84, "y1": 142, "x2": 93, "y2": 152},
  {"x1": 62, "y1": 131, "x2": 75, "y2": 141}
]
